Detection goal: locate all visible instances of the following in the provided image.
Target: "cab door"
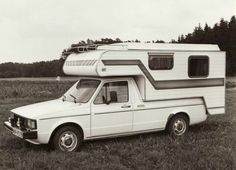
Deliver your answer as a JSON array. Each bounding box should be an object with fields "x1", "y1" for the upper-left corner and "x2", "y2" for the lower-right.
[{"x1": 90, "y1": 80, "x2": 133, "y2": 137}]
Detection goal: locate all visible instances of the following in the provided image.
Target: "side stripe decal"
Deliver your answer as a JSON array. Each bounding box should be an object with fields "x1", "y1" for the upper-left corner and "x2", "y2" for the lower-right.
[
  {"x1": 39, "y1": 114, "x2": 90, "y2": 120},
  {"x1": 102, "y1": 60, "x2": 224, "y2": 90}
]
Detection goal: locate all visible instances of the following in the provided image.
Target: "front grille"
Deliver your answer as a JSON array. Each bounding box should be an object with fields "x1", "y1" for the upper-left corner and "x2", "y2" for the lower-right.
[{"x1": 10, "y1": 114, "x2": 27, "y2": 130}]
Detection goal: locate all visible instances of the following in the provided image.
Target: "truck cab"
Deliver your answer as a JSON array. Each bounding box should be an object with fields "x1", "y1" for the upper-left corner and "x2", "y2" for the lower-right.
[{"x1": 4, "y1": 76, "x2": 206, "y2": 151}]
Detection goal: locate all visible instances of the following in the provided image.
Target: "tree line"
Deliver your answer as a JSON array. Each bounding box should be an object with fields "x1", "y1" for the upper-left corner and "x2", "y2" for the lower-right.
[
  {"x1": 0, "y1": 59, "x2": 64, "y2": 78},
  {"x1": 0, "y1": 15, "x2": 235, "y2": 77},
  {"x1": 177, "y1": 16, "x2": 236, "y2": 75}
]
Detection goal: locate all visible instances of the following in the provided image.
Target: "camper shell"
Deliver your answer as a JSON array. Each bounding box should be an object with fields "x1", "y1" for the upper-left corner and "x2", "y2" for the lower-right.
[{"x1": 63, "y1": 43, "x2": 225, "y2": 115}]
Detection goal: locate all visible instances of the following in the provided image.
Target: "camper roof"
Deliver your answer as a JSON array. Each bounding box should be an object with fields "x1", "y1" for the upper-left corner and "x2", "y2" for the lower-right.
[{"x1": 98, "y1": 43, "x2": 220, "y2": 52}]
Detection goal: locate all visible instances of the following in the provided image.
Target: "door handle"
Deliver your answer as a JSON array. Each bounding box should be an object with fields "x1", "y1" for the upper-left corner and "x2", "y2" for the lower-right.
[{"x1": 121, "y1": 104, "x2": 131, "y2": 108}]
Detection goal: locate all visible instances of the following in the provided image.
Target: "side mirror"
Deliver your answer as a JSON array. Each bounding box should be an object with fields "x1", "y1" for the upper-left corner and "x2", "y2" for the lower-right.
[
  {"x1": 102, "y1": 96, "x2": 109, "y2": 104},
  {"x1": 102, "y1": 91, "x2": 118, "y2": 105},
  {"x1": 110, "y1": 91, "x2": 118, "y2": 103}
]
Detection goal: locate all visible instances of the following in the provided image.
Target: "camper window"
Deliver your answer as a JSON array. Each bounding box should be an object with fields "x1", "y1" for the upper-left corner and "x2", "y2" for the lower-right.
[
  {"x1": 188, "y1": 56, "x2": 209, "y2": 77},
  {"x1": 94, "y1": 81, "x2": 129, "y2": 104},
  {"x1": 148, "y1": 55, "x2": 173, "y2": 70}
]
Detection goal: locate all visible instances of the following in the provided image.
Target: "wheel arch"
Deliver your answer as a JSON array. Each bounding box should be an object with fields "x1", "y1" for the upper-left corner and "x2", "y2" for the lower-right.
[
  {"x1": 49, "y1": 122, "x2": 84, "y2": 145},
  {"x1": 165, "y1": 111, "x2": 190, "y2": 130}
]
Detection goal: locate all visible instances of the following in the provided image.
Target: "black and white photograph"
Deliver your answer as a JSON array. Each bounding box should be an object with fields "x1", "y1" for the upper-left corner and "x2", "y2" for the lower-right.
[{"x1": 0, "y1": 0, "x2": 236, "y2": 169}]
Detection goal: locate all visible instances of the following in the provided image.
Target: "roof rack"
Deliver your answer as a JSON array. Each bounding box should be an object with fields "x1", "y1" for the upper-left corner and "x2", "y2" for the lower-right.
[{"x1": 61, "y1": 44, "x2": 99, "y2": 58}]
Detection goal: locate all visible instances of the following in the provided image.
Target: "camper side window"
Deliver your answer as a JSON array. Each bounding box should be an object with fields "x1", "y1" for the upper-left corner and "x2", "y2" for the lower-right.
[
  {"x1": 148, "y1": 55, "x2": 173, "y2": 70},
  {"x1": 94, "y1": 81, "x2": 129, "y2": 104},
  {"x1": 188, "y1": 56, "x2": 209, "y2": 77}
]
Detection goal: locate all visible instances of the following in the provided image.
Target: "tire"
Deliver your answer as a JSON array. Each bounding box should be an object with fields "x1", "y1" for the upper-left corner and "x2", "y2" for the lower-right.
[
  {"x1": 167, "y1": 114, "x2": 189, "y2": 137},
  {"x1": 52, "y1": 126, "x2": 83, "y2": 152}
]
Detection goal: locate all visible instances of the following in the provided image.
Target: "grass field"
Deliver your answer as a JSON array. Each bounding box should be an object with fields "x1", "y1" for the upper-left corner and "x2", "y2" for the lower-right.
[{"x1": 0, "y1": 79, "x2": 236, "y2": 169}]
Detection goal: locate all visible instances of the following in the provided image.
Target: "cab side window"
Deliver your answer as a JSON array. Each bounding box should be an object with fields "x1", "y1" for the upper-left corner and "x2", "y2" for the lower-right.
[{"x1": 94, "y1": 81, "x2": 129, "y2": 104}]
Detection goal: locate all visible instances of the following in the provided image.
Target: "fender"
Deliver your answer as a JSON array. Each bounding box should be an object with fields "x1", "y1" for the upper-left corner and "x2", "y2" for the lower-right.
[{"x1": 40, "y1": 116, "x2": 89, "y2": 144}]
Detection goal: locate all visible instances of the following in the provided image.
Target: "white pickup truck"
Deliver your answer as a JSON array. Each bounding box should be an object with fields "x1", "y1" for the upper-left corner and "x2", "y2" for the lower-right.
[{"x1": 4, "y1": 43, "x2": 225, "y2": 152}]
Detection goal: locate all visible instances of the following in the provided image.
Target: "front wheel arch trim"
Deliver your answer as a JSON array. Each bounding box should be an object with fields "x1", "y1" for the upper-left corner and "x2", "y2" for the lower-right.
[{"x1": 49, "y1": 122, "x2": 84, "y2": 145}]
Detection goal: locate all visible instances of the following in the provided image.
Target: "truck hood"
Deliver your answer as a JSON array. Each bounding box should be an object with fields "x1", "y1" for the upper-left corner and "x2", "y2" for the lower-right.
[{"x1": 11, "y1": 99, "x2": 86, "y2": 119}]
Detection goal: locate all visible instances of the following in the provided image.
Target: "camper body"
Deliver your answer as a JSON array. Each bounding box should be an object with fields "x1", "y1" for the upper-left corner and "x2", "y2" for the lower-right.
[{"x1": 4, "y1": 43, "x2": 225, "y2": 152}]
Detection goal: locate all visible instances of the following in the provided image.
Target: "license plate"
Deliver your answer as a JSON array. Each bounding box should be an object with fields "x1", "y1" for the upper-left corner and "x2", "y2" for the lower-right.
[{"x1": 12, "y1": 128, "x2": 23, "y2": 138}]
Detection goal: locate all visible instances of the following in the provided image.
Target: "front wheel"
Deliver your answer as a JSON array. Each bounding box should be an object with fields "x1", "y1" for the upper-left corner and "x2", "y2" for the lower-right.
[
  {"x1": 167, "y1": 114, "x2": 189, "y2": 136},
  {"x1": 52, "y1": 126, "x2": 83, "y2": 152}
]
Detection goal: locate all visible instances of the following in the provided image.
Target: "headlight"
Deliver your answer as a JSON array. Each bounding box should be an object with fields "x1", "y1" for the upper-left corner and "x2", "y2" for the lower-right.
[
  {"x1": 26, "y1": 119, "x2": 37, "y2": 129},
  {"x1": 8, "y1": 113, "x2": 15, "y2": 124}
]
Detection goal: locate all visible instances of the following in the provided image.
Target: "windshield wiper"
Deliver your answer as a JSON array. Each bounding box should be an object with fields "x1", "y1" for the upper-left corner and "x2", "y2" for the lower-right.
[{"x1": 70, "y1": 94, "x2": 77, "y2": 103}]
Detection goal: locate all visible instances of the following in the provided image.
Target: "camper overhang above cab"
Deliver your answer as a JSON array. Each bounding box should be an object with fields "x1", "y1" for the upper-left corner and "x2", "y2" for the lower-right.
[{"x1": 63, "y1": 50, "x2": 105, "y2": 76}]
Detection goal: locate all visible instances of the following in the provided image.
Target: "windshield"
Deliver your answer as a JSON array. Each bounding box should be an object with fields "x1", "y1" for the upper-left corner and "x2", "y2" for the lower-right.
[{"x1": 63, "y1": 79, "x2": 100, "y2": 103}]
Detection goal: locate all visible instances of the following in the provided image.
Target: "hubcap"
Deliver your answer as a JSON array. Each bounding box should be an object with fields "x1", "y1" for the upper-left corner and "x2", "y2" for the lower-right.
[
  {"x1": 59, "y1": 131, "x2": 78, "y2": 152},
  {"x1": 173, "y1": 118, "x2": 186, "y2": 136}
]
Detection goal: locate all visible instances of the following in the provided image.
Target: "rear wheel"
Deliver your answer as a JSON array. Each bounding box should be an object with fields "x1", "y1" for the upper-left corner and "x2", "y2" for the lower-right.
[
  {"x1": 52, "y1": 126, "x2": 82, "y2": 152},
  {"x1": 168, "y1": 114, "x2": 189, "y2": 136}
]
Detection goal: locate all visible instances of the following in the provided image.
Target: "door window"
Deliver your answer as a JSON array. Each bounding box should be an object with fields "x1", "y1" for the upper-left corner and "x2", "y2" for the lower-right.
[{"x1": 94, "y1": 81, "x2": 129, "y2": 104}]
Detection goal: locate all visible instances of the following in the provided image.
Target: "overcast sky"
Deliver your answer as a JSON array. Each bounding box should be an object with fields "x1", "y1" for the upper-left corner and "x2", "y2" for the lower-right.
[{"x1": 0, "y1": 0, "x2": 235, "y2": 63}]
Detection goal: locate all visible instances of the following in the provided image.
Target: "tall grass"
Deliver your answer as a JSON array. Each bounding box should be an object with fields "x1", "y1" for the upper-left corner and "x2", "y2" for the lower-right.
[
  {"x1": 0, "y1": 80, "x2": 235, "y2": 169},
  {"x1": 0, "y1": 80, "x2": 75, "y2": 100}
]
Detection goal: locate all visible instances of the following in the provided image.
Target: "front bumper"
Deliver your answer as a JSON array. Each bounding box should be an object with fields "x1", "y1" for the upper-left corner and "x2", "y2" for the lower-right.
[{"x1": 4, "y1": 121, "x2": 37, "y2": 139}]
